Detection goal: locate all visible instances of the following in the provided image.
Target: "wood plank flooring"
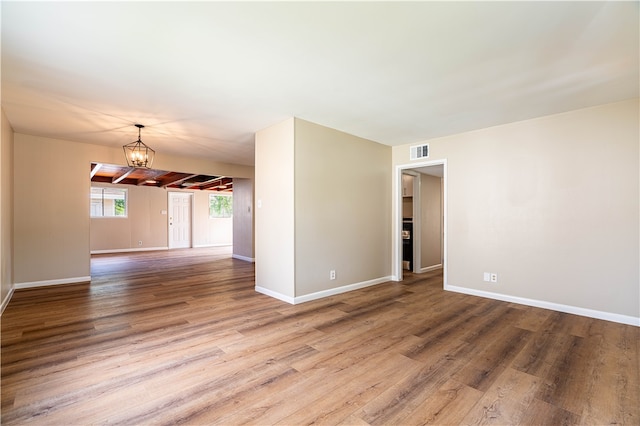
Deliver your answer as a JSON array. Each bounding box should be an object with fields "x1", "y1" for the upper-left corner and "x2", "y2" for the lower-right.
[{"x1": 2, "y1": 247, "x2": 638, "y2": 425}]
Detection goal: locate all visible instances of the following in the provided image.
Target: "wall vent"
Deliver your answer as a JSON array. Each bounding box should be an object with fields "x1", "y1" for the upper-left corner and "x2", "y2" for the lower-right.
[{"x1": 410, "y1": 143, "x2": 429, "y2": 160}]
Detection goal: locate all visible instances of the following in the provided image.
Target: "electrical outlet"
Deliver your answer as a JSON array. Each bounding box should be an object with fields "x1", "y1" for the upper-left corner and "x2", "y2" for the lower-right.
[
  {"x1": 490, "y1": 273, "x2": 498, "y2": 283},
  {"x1": 330, "y1": 270, "x2": 336, "y2": 280},
  {"x1": 483, "y1": 272, "x2": 491, "y2": 282},
  {"x1": 138, "y1": 240, "x2": 143, "y2": 246}
]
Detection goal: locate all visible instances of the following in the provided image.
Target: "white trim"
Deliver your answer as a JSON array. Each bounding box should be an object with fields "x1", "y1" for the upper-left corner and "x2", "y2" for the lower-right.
[
  {"x1": 15, "y1": 276, "x2": 92, "y2": 289},
  {"x1": 232, "y1": 254, "x2": 255, "y2": 263},
  {"x1": 420, "y1": 264, "x2": 443, "y2": 273},
  {"x1": 445, "y1": 284, "x2": 640, "y2": 327},
  {"x1": 255, "y1": 286, "x2": 295, "y2": 304},
  {"x1": 1, "y1": 286, "x2": 15, "y2": 315},
  {"x1": 294, "y1": 276, "x2": 392, "y2": 304},
  {"x1": 394, "y1": 159, "x2": 447, "y2": 287},
  {"x1": 257, "y1": 276, "x2": 393, "y2": 305},
  {"x1": 193, "y1": 243, "x2": 233, "y2": 248},
  {"x1": 91, "y1": 247, "x2": 168, "y2": 255}
]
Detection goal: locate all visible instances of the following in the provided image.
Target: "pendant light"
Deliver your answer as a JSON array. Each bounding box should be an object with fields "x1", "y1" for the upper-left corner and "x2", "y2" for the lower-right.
[{"x1": 123, "y1": 124, "x2": 155, "y2": 168}]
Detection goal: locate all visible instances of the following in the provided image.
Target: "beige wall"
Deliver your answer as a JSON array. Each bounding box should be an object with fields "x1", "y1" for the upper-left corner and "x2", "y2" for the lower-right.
[
  {"x1": 393, "y1": 99, "x2": 639, "y2": 321},
  {"x1": 91, "y1": 185, "x2": 233, "y2": 252},
  {"x1": 14, "y1": 134, "x2": 92, "y2": 284},
  {"x1": 255, "y1": 118, "x2": 392, "y2": 301},
  {"x1": 90, "y1": 184, "x2": 170, "y2": 251},
  {"x1": 14, "y1": 133, "x2": 253, "y2": 286},
  {"x1": 255, "y1": 118, "x2": 296, "y2": 298},
  {"x1": 294, "y1": 119, "x2": 392, "y2": 297},
  {"x1": 193, "y1": 191, "x2": 233, "y2": 248},
  {"x1": 402, "y1": 198, "x2": 413, "y2": 219},
  {"x1": 1, "y1": 109, "x2": 14, "y2": 309},
  {"x1": 420, "y1": 173, "x2": 442, "y2": 269},
  {"x1": 232, "y1": 178, "x2": 254, "y2": 260}
]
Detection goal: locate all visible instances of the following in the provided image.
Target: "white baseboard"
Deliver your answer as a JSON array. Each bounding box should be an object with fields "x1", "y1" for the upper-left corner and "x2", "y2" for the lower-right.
[
  {"x1": 256, "y1": 276, "x2": 393, "y2": 305},
  {"x1": 1, "y1": 286, "x2": 15, "y2": 315},
  {"x1": 91, "y1": 247, "x2": 168, "y2": 254},
  {"x1": 193, "y1": 244, "x2": 233, "y2": 248},
  {"x1": 232, "y1": 254, "x2": 255, "y2": 263},
  {"x1": 420, "y1": 264, "x2": 443, "y2": 273},
  {"x1": 294, "y1": 276, "x2": 392, "y2": 304},
  {"x1": 444, "y1": 284, "x2": 640, "y2": 327},
  {"x1": 15, "y1": 276, "x2": 92, "y2": 290},
  {"x1": 255, "y1": 286, "x2": 295, "y2": 304}
]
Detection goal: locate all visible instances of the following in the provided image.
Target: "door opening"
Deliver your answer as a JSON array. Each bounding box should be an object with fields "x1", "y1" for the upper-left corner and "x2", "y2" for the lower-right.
[
  {"x1": 401, "y1": 171, "x2": 418, "y2": 272},
  {"x1": 395, "y1": 160, "x2": 447, "y2": 284}
]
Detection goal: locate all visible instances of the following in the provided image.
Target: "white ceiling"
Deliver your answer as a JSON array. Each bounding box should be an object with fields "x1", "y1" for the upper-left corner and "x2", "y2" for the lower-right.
[{"x1": 2, "y1": 2, "x2": 638, "y2": 166}]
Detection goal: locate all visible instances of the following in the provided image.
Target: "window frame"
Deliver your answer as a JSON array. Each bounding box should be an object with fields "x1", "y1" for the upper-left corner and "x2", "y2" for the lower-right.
[
  {"x1": 208, "y1": 193, "x2": 233, "y2": 219},
  {"x1": 90, "y1": 186, "x2": 128, "y2": 218}
]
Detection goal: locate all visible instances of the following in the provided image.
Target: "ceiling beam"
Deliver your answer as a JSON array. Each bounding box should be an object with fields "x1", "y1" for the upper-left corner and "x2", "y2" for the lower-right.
[
  {"x1": 181, "y1": 181, "x2": 204, "y2": 189},
  {"x1": 186, "y1": 175, "x2": 221, "y2": 189},
  {"x1": 160, "y1": 174, "x2": 199, "y2": 188},
  {"x1": 200, "y1": 177, "x2": 232, "y2": 190},
  {"x1": 112, "y1": 167, "x2": 136, "y2": 184},
  {"x1": 199, "y1": 175, "x2": 222, "y2": 185},
  {"x1": 90, "y1": 163, "x2": 102, "y2": 179}
]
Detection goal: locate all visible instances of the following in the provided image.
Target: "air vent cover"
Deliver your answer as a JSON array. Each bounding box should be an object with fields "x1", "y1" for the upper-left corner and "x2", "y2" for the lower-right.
[{"x1": 410, "y1": 143, "x2": 429, "y2": 160}]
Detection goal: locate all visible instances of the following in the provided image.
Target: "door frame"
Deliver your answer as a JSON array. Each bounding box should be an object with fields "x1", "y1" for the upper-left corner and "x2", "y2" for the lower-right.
[
  {"x1": 393, "y1": 159, "x2": 447, "y2": 284},
  {"x1": 168, "y1": 191, "x2": 194, "y2": 249}
]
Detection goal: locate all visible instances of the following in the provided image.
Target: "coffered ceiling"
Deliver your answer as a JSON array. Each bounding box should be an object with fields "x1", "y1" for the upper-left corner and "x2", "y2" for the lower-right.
[
  {"x1": 90, "y1": 163, "x2": 233, "y2": 192},
  {"x1": 2, "y1": 2, "x2": 638, "y2": 166}
]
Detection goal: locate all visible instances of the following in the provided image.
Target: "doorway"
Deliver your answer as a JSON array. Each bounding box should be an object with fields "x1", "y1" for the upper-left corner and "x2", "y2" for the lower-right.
[
  {"x1": 395, "y1": 160, "x2": 447, "y2": 284},
  {"x1": 401, "y1": 171, "x2": 418, "y2": 272},
  {"x1": 168, "y1": 192, "x2": 193, "y2": 249}
]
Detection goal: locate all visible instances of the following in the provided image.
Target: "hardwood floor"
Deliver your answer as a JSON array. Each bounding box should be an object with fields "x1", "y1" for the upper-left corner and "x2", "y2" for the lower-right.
[{"x1": 2, "y1": 247, "x2": 638, "y2": 425}]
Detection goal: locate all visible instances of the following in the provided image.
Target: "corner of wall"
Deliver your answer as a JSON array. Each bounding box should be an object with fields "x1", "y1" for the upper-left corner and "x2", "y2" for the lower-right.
[{"x1": 1, "y1": 108, "x2": 15, "y2": 312}]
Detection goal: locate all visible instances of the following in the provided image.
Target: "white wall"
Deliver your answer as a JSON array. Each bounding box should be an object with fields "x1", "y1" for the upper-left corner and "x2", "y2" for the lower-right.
[{"x1": 393, "y1": 99, "x2": 639, "y2": 324}]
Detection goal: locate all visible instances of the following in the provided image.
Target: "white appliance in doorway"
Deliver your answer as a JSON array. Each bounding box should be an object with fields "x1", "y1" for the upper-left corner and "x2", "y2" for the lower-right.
[{"x1": 168, "y1": 192, "x2": 192, "y2": 249}]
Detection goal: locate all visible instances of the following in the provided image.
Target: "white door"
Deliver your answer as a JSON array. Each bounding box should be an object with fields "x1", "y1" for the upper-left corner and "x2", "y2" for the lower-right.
[{"x1": 168, "y1": 192, "x2": 192, "y2": 249}]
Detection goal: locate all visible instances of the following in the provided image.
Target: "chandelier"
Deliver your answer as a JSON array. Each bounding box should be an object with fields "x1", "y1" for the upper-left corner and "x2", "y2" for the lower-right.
[{"x1": 123, "y1": 124, "x2": 155, "y2": 168}]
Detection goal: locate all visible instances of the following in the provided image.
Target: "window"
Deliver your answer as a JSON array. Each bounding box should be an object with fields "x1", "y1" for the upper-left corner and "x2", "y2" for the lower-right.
[
  {"x1": 91, "y1": 187, "x2": 127, "y2": 217},
  {"x1": 209, "y1": 194, "x2": 233, "y2": 218}
]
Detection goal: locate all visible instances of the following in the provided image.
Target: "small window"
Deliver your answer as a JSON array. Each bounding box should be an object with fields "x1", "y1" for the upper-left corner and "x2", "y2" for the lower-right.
[
  {"x1": 91, "y1": 187, "x2": 127, "y2": 217},
  {"x1": 209, "y1": 194, "x2": 233, "y2": 218}
]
